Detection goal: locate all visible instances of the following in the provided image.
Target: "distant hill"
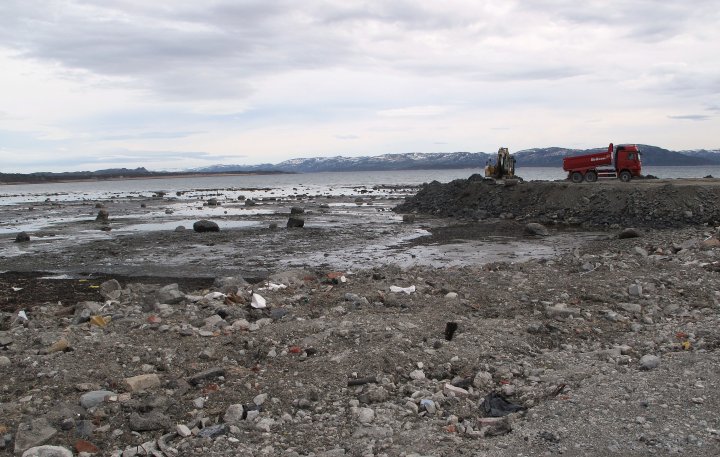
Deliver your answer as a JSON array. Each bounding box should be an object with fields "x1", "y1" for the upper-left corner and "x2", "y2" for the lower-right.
[
  {"x1": 192, "y1": 145, "x2": 720, "y2": 173},
  {"x1": 190, "y1": 152, "x2": 496, "y2": 173},
  {"x1": 4, "y1": 146, "x2": 720, "y2": 183},
  {"x1": 0, "y1": 167, "x2": 285, "y2": 184}
]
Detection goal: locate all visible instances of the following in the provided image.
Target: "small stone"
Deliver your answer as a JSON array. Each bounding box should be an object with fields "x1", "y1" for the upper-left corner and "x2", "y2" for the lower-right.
[
  {"x1": 444, "y1": 383, "x2": 470, "y2": 397},
  {"x1": 253, "y1": 393, "x2": 268, "y2": 406},
  {"x1": 15, "y1": 232, "x2": 31, "y2": 243},
  {"x1": 0, "y1": 356, "x2": 10, "y2": 367},
  {"x1": 80, "y1": 391, "x2": 116, "y2": 409},
  {"x1": 223, "y1": 404, "x2": 244, "y2": 424},
  {"x1": 629, "y1": 284, "x2": 643, "y2": 296},
  {"x1": 445, "y1": 292, "x2": 458, "y2": 299},
  {"x1": 619, "y1": 303, "x2": 642, "y2": 314},
  {"x1": 639, "y1": 354, "x2": 660, "y2": 370},
  {"x1": 128, "y1": 411, "x2": 171, "y2": 432},
  {"x1": 633, "y1": 246, "x2": 648, "y2": 257},
  {"x1": 176, "y1": 424, "x2": 192, "y2": 437},
  {"x1": 544, "y1": 304, "x2": 581, "y2": 319},
  {"x1": 124, "y1": 374, "x2": 161, "y2": 392},
  {"x1": 473, "y1": 371, "x2": 493, "y2": 389},
  {"x1": 409, "y1": 370, "x2": 425, "y2": 380},
  {"x1": 255, "y1": 418, "x2": 274, "y2": 433},
  {"x1": 197, "y1": 424, "x2": 227, "y2": 438},
  {"x1": 355, "y1": 407, "x2": 375, "y2": 424}
]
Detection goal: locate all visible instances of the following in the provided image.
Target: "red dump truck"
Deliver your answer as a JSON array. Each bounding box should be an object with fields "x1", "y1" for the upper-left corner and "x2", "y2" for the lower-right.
[{"x1": 563, "y1": 143, "x2": 641, "y2": 183}]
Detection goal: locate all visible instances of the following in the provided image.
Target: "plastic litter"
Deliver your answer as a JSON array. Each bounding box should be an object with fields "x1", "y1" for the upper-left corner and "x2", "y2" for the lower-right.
[
  {"x1": 251, "y1": 293, "x2": 267, "y2": 309},
  {"x1": 267, "y1": 283, "x2": 287, "y2": 291},
  {"x1": 11, "y1": 287, "x2": 22, "y2": 291},
  {"x1": 390, "y1": 285, "x2": 416, "y2": 294},
  {"x1": 481, "y1": 392, "x2": 526, "y2": 417},
  {"x1": 17, "y1": 310, "x2": 28, "y2": 321},
  {"x1": 89, "y1": 315, "x2": 110, "y2": 327}
]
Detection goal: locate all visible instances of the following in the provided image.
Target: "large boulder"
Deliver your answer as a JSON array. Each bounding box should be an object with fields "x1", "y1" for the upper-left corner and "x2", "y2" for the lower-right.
[
  {"x1": 96, "y1": 209, "x2": 109, "y2": 222},
  {"x1": 99, "y1": 279, "x2": 122, "y2": 300},
  {"x1": 287, "y1": 216, "x2": 305, "y2": 228},
  {"x1": 525, "y1": 222, "x2": 549, "y2": 236},
  {"x1": 156, "y1": 284, "x2": 185, "y2": 304},
  {"x1": 290, "y1": 206, "x2": 305, "y2": 215},
  {"x1": 193, "y1": 220, "x2": 219, "y2": 233},
  {"x1": 214, "y1": 276, "x2": 249, "y2": 294},
  {"x1": 14, "y1": 418, "x2": 57, "y2": 454},
  {"x1": 618, "y1": 227, "x2": 641, "y2": 239}
]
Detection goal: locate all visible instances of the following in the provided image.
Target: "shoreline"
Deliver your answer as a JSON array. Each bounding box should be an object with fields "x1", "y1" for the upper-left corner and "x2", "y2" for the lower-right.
[{"x1": 0, "y1": 171, "x2": 295, "y2": 187}]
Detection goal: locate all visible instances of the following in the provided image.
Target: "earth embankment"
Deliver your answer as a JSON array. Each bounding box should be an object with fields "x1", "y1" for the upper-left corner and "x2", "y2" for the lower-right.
[{"x1": 395, "y1": 175, "x2": 720, "y2": 228}]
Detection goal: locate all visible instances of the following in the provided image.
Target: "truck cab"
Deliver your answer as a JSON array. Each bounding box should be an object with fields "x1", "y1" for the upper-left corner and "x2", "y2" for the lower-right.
[{"x1": 614, "y1": 145, "x2": 642, "y2": 180}]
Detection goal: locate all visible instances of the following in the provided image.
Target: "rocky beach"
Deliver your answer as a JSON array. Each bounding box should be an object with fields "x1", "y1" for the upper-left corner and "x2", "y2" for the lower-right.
[{"x1": 2, "y1": 177, "x2": 720, "y2": 456}]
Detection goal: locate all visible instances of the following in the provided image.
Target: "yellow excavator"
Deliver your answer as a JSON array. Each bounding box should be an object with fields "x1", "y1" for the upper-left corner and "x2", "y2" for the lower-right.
[{"x1": 484, "y1": 147, "x2": 516, "y2": 179}]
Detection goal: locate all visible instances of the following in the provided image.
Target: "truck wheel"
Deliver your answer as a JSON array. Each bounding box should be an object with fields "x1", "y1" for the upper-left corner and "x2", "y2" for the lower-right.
[
  {"x1": 585, "y1": 171, "x2": 598, "y2": 183},
  {"x1": 571, "y1": 172, "x2": 584, "y2": 183},
  {"x1": 619, "y1": 170, "x2": 632, "y2": 182}
]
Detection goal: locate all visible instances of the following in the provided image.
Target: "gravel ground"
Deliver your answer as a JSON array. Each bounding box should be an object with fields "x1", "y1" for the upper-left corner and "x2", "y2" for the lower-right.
[{"x1": 1, "y1": 180, "x2": 720, "y2": 456}]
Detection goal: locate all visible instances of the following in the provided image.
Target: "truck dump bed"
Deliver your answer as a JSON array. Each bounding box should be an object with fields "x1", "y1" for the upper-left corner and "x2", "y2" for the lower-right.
[{"x1": 562, "y1": 150, "x2": 612, "y2": 171}]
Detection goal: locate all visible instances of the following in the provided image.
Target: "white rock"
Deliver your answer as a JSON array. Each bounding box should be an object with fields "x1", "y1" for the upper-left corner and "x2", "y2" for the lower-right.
[
  {"x1": 223, "y1": 404, "x2": 244, "y2": 424},
  {"x1": 355, "y1": 407, "x2": 375, "y2": 424},
  {"x1": 409, "y1": 370, "x2": 425, "y2": 380},
  {"x1": 176, "y1": 424, "x2": 192, "y2": 437},
  {"x1": 253, "y1": 393, "x2": 268, "y2": 406},
  {"x1": 443, "y1": 383, "x2": 469, "y2": 397},
  {"x1": 639, "y1": 354, "x2": 660, "y2": 370},
  {"x1": 22, "y1": 446, "x2": 73, "y2": 457},
  {"x1": 472, "y1": 371, "x2": 493, "y2": 389},
  {"x1": 256, "y1": 418, "x2": 274, "y2": 432}
]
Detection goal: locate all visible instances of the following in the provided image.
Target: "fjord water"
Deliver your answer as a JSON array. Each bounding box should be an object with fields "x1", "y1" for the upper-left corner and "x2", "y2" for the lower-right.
[{"x1": 2, "y1": 166, "x2": 720, "y2": 205}]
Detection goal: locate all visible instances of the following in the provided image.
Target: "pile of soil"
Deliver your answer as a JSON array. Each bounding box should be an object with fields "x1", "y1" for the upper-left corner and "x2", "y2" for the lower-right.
[{"x1": 395, "y1": 176, "x2": 720, "y2": 228}]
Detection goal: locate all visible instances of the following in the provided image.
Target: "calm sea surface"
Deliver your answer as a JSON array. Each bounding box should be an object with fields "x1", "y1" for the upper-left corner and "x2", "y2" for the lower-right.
[{"x1": 2, "y1": 166, "x2": 720, "y2": 204}]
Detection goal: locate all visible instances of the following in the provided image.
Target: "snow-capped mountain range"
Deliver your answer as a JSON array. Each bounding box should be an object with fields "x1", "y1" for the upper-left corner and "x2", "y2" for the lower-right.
[{"x1": 190, "y1": 145, "x2": 720, "y2": 173}]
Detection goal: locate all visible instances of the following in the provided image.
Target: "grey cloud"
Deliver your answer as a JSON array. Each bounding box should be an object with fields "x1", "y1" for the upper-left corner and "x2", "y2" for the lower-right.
[
  {"x1": 0, "y1": 0, "x2": 717, "y2": 103},
  {"x1": 668, "y1": 114, "x2": 711, "y2": 121},
  {"x1": 99, "y1": 131, "x2": 203, "y2": 141},
  {"x1": 524, "y1": 0, "x2": 720, "y2": 42}
]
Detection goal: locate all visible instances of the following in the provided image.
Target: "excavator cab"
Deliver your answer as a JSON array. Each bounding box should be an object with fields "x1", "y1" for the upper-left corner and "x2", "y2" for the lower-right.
[{"x1": 485, "y1": 147, "x2": 516, "y2": 179}]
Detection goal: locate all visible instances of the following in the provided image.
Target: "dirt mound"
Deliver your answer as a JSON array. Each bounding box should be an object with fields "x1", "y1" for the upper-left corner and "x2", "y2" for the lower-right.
[{"x1": 395, "y1": 176, "x2": 720, "y2": 228}]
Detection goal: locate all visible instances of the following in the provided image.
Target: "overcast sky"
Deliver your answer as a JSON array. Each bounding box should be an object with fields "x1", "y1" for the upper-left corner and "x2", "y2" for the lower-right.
[{"x1": 1, "y1": 0, "x2": 719, "y2": 172}]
